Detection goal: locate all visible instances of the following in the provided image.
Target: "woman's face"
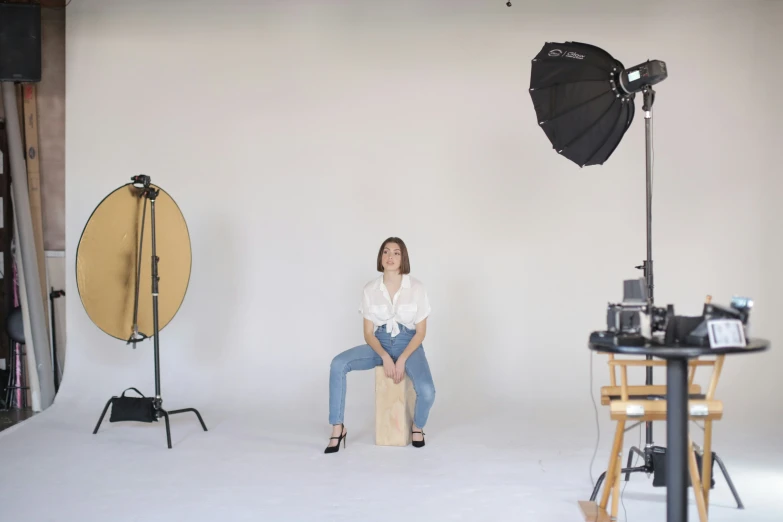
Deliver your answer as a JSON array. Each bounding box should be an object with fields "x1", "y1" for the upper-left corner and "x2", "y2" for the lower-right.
[{"x1": 382, "y1": 242, "x2": 402, "y2": 273}]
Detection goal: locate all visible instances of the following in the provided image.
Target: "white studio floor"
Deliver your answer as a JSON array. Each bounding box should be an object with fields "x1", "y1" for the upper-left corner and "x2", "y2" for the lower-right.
[{"x1": 0, "y1": 401, "x2": 781, "y2": 522}]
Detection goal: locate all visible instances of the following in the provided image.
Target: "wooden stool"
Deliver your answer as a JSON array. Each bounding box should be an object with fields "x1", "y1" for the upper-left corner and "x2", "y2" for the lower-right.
[{"x1": 374, "y1": 366, "x2": 416, "y2": 446}]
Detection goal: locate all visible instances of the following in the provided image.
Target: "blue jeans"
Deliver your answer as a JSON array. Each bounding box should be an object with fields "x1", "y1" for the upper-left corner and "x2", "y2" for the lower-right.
[{"x1": 329, "y1": 323, "x2": 436, "y2": 428}]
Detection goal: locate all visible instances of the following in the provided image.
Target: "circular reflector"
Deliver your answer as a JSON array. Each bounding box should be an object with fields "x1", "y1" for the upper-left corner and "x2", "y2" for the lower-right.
[{"x1": 76, "y1": 183, "x2": 191, "y2": 341}]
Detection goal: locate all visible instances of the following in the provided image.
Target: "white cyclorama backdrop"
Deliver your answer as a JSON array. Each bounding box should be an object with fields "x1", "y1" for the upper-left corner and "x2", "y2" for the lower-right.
[{"x1": 62, "y1": 0, "x2": 782, "y2": 442}]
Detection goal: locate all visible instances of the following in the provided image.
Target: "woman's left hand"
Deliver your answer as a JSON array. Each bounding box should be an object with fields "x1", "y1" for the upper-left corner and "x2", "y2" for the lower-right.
[{"x1": 394, "y1": 357, "x2": 407, "y2": 384}]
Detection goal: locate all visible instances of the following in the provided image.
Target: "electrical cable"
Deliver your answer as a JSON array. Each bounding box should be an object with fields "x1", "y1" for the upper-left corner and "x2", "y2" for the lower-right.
[
  {"x1": 621, "y1": 423, "x2": 643, "y2": 521},
  {"x1": 589, "y1": 350, "x2": 600, "y2": 487}
]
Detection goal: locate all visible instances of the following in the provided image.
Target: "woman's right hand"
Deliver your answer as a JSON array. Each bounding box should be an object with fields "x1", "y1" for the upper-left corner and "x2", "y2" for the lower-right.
[{"x1": 382, "y1": 355, "x2": 395, "y2": 380}]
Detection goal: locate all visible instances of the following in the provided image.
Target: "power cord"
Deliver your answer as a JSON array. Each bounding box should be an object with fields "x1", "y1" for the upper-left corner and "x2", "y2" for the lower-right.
[
  {"x1": 589, "y1": 350, "x2": 601, "y2": 487},
  {"x1": 589, "y1": 350, "x2": 642, "y2": 521},
  {"x1": 621, "y1": 423, "x2": 642, "y2": 521}
]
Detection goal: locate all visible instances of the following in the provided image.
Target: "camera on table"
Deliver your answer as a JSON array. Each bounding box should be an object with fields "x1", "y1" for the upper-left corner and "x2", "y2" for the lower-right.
[
  {"x1": 604, "y1": 278, "x2": 754, "y2": 347},
  {"x1": 605, "y1": 278, "x2": 671, "y2": 345}
]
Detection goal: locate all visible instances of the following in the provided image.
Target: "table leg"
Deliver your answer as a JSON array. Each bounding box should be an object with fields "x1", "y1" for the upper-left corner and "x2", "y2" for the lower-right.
[{"x1": 667, "y1": 357, "x2": 689, "y2": 522}]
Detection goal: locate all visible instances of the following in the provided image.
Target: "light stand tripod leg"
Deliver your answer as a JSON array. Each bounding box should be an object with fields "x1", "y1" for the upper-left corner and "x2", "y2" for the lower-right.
[
  {"x1": 713, "y1": 452, "x2": 744, "y2": 509},
  {"x1": 93, "y1": 397, "x2": 114, "y2": 434},
  {"x1": 157, "y1": 409, "x2": 172, "y2": 449},
  {"x1": 590, "y1": 471, "x2": 606, "y2": 501},
  {"x1": 590, "y1": 464, "x2": 650, "y2": 502},
  {"x1": 168, "y1": 408, "x2": 208, "y2": 431},
  {"x1": 625, "y1": 446, "x2": 647, "y2": 481}
]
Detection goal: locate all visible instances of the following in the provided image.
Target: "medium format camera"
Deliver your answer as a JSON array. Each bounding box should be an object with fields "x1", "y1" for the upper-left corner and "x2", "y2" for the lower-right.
[{"x1": 606, "y1": 278, "x2": 670, "y2": 344}]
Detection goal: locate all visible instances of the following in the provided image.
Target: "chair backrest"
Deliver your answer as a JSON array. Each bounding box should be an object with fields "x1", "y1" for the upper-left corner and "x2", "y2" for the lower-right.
[{"x1": 603, "y1": 352, "x2": 725, "y2": 402}]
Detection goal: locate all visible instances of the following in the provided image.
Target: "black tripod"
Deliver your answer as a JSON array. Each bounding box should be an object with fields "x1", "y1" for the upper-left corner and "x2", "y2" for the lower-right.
[
  {"x1": 93, "y1": 175, "x2": 207, "y2": 449},
  {"x1": 588, "y1": 87, "x2": 743, "y2": 509}
]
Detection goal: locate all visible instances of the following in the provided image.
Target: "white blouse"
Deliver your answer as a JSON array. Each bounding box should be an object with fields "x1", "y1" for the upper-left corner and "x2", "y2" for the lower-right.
[{"x1": 360, "y1": 274, "x2": 431, "y2": 337}]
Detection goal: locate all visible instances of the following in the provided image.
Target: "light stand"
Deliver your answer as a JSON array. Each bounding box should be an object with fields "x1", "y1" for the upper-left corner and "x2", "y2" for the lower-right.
[
  {"x1": 631, "y1": 85, "x2": 658, "y2": 477},
  {"x1": 92, "y1": 175, "x2": 207, "y2": 449},
  {"x1": 49, "y1": 287, "x2": 65, "y2": 393},
  {"x1": 587, "y1": 87, "x2": 744, "y2": 509}
]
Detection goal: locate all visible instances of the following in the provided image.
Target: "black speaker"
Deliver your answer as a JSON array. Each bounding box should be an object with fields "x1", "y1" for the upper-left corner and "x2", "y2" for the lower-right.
[{"x1": 0, "y1": 2, "x2": 42, "y2": 82}]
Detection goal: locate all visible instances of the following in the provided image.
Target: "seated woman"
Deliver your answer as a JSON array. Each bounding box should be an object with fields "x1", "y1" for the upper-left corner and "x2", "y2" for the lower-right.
[{"x1": 325, "y1": 237, "x2": 435, "y2": 453}]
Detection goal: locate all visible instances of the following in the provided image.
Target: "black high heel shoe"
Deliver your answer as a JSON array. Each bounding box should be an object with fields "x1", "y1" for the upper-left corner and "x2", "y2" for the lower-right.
[
  {"x1": 324, "y1": 424, "x2": 347, "y2": 454},
  {"x1": 412, "y1": 428, "x2": 425, "y2": 448}
]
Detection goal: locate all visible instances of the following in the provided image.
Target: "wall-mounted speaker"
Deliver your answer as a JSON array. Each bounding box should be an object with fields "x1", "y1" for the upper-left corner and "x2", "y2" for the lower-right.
[{"x1": 0, "y1": 2, "x2": 42, "y2": 82}]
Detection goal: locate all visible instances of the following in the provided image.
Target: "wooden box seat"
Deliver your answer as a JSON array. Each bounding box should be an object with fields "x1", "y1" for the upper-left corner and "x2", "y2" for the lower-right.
[{"x1": 374, "y1": 366, "x2": 416, "y2": 446}]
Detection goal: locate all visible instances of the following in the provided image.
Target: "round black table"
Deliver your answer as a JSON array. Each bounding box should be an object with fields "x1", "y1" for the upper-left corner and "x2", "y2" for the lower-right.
[{"x1": 588, "y1": 331, "x2": 769, "y2": 522}]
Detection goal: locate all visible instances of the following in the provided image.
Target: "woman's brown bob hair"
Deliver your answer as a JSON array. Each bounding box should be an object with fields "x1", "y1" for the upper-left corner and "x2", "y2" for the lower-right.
[{"x1": 376, "y1": 237, "x2": 411, "y2": 274}]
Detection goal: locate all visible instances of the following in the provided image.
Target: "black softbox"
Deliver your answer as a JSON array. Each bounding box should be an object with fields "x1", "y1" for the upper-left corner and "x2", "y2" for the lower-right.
[{"x1": 529, "y1": 41, "x2": 636, "y2": 167}]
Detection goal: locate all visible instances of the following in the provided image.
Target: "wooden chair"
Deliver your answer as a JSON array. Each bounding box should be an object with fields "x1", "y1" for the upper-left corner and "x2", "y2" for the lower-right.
[{"x1": 580, "y1": 352, "x2": 726, "y2": 522}]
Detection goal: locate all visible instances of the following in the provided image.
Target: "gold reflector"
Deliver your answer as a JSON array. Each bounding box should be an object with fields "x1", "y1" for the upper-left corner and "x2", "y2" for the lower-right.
[{"x1": 76, "y1": 183, "x2": 191, "y2": 341}]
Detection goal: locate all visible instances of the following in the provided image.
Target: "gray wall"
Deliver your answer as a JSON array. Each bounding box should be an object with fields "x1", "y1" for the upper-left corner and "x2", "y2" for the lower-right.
[{"x1": 61, "y1": 0, "x2": 783, "y2": 444}]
